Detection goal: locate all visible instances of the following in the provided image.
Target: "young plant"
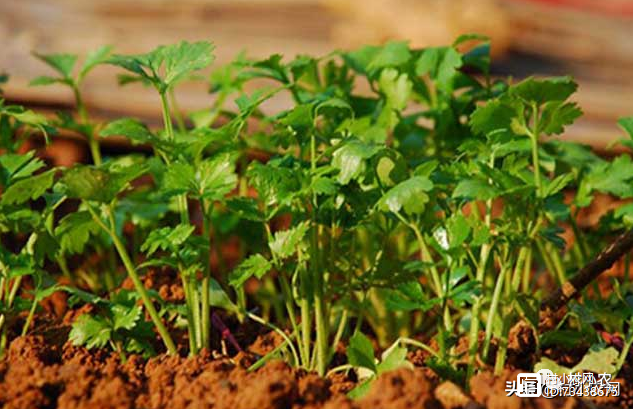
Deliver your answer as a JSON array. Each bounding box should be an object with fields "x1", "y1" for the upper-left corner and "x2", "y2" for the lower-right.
[
  {"x1": 31, "y1": 46, "x2": 113, "y2": 164},
  {"x1": 67, "y1": 287, "x2": 156, "y2": 360}
]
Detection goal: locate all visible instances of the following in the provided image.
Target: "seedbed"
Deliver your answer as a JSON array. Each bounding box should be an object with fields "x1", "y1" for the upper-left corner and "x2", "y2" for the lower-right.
[{"x1": 1, "y1": 37, "x2": 633, "y2": 409}]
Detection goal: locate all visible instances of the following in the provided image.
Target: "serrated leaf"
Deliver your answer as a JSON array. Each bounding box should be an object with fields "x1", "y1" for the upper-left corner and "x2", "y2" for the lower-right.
[
  {"x1": 100, "y1": 118, "x2": 156, "y2": 144},
  {"x1": 226, "y1": 197, "x2": 264, "y2": 222},
  {"x1": 445, "y1": 214, "x2": 470, "y2": 249},
  {"x1": 543, "y1": 173, "x2": 574, "y2": 198},
  {"x1": 452, "y1": 179, "x2": 500, "y2": 200},
  {"x1": 511, "y1": 76, "x2": 577, "y2": 105},
  {"x1": 69, "y1": 314, "x2": 111, "y2": 349},
  {"x1": 269, "y1": 222, "x2": 309, "y2": 259},
  {"x1": 247, "y1": 161, "x2": 300, "y2": 210},
  {"x1": 109, "y1": 41, "x2": 215, "y2": 91},
  {"x1": 469, "y1": 99, "x2": 517, "y2": 139},
  {"x1": 163, "y1": 155, "x2": 237, "y2": 201},
  {"x1": 367, "y1": 41, "x2": 411, "y2": 72},
  {"x1": 228, "y1": 254, "x2": 271, "y2": 288},
  {"x1": 79, "y1": 45, "x2": 113, "y2": 81},
  {"x1": 384, "y1": 281, "x2": 439, "y2": 312},
  {"x1": 378, "y1": 176, "x2": 433, "y2": 215},
  {"x1": 332, "y1": 140, "x2": 380, "y2": 185},
  {"x1": 111, "y1": 304, "x2": 141, "y2": 331},
  {"x1": 0, "y1": 151, "x2": 45, "y2": 184},
  {"x1": 141, "y1": 224, "x2": 195, "y2": 255},
  {"x1": 55, "y1": 211, "x2": 100, "y2": 254},
  {"x1": 415, "y1": 47, "x2": 462, "y2": 92},
  {"x1": 60, "y1": 164, "x2": 146, "y2": 203},
  {"x1": 540, "y1": 101, "x2": 582, "y2": 136},
  {"x1": 1, "y1": 170, "x2": 54, "y2": 205},
  {"x1": 34, "y1": 53, "x2": 77, "y2": 78}
]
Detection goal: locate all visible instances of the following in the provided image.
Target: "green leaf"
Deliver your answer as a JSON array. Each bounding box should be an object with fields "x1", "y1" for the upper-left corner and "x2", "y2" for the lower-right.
[
  {"x1": 60, "y1": 164, "x2": 147, "y2": 203},
  {"x1": 347, "y1": 332, "x2": 376, "y2": 372},
  {"x1": 385, "y1": 281, "x2": 439, "y2": 312},
  {"x1": 34, "y1": 53, "x2": 77, "y2": 78},
  {"x1": 445, "y1": 214, "x2": 470, "y2": 249},
  {"x1": 539, "y1": 101, "x2": 582, "y2": 136},
  {"x1": 228, "y1": 254, "x2": 271, "y2": 288},
  {"x1": 208, "y1": 277, "x2": 239, "y2": 313},
  {"x1": 79, "y1": 45, "x2": 113, "y2": 81},
  {"x1": 378, "y1": 176, "x2": 433, "y2": 215},
  {"x1": 377, "y1": 344, "x2": 412, "y2": 374},
  {"x1": 269, "y1": 222, "x2": 309, "y2": 259},
  {"x1": 100, "y1": 118, "x2": 156, "y2": 145},
  {"x1": 534, "y1": 345, "x2": 618, "y2": 375},
  {"x1": 246, "y1": 161, "x2": 300, "y2": 210},
  {"x1": 347, "y1": 378, "x2": 374, "y2": 400},
  {"x1": 415, "y1": 47, "x2": 462, "y2": 92},
  {"x1": 0, "y1": 151, "x2": 45, "y2": 185},
  {"x1": 573, "y1": 346, "x2": 618, "y2": 375},
  {"x1": 163, "y1": 155, "x2": 237, "y2": 201},
  {"x1": 576, "y1": 155, "x2": 633, "y2": 206},
  {"x1": 55, "y1": 211, "x2": 100, "y2": 254},
  {"x1": 69, "y1": 314, "x2": 112, "y2": 349},
  {"x1": 109, "y1": 41, "x2": 215, "y2": 91},
  {"x1": 141, "y1": 224, "x2": 196, "y2": 255},
  {"x1": 367, "y1": 41, "x2": 411, "y2": 72},
  {"x1": 452, "y1": 179, "x2": 500, "y2": 200},
  {"x1": 543, "y1": 173, "x2": 574, "y2": 198},
  {"x1": 29, "y1": 76, "x2": 66, "y2": 87},
  {"x1": 511, "y1": 76, "x2": 577, "y2": 105},
  {"x1": 469, "y1": 99, "x2": 517, "y2": 139},
  {"x1": 618, "y1": 117, "x2": 633, "y2": 138},
  {"x1": 378, "y1": 69, "x2": 412, "y2": 128},
  {"x1": 111, "y1": 304, "x2": 141, "y2": 331},
  {"x1": 196, "y1": 155, "x2": 238, "y2": 201},
  {"x1": 332, "y1": 140, "x2": 380, "y2": 185},
  {"x1": 226, "y1": 197, "x2": 264, "y2": 222},
  {"x1": 1, "y1": 170, "x2": 54, "y2": 205}
]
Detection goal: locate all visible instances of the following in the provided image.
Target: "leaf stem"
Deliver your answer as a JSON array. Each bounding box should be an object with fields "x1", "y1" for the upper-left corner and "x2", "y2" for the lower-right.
[{"x1": 89, "y1": 204, "x2": 177, "y2": 354}]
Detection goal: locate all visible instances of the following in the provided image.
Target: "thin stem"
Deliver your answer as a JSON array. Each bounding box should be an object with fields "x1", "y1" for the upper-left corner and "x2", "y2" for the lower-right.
[
  {"x1": 73, "y1": 85, "x2": 102, "y2": 165},
  {"x1": 21, "y1": 298, "x2": 37, "y2": 336},
  {"x1": 529, "y1": 104, "x2": 542, "y2": 198},
  {"x1": 89, "y1": 205, "x2": 177, "y2": 354},
  {"x1": 200, "y1": 210, "x2": 212, "y2": 350},
  {"x1": 482, "y1": 253, "x2": 508, "y2": 359}
]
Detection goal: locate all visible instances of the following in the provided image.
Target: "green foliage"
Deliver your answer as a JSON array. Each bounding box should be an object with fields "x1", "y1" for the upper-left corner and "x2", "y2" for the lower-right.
[
  {"x1": 108, "y1": 41, "x2": 215, "y2": 94},
  {"x1": 2, "y1": 36, "x2": 633, "y2": 387},
  {"x1": 68, "y1": 288, "x2": 156, "y2": 357}
]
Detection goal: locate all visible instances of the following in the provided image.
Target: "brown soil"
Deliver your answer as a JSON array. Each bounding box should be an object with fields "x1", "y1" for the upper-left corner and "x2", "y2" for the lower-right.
[{"x1": 0, "y1": 332, "x2": 626, "y2": 409}]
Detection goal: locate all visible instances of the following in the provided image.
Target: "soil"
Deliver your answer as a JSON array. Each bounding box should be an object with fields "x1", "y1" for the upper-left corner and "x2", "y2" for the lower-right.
[{"x1": 0, "y1": 324, "x2": 629, "y2": 409}]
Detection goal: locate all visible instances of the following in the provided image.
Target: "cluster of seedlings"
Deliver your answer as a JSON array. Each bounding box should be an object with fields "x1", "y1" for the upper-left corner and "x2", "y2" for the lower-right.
[{"x1": 2, "y1": 36, "x2": 633, "y2": 396}]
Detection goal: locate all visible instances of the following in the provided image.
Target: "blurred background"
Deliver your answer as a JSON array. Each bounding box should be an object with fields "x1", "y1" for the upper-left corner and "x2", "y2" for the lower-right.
[{"x1": 1, "y1": 0, "x2": 632, "y2": 150}]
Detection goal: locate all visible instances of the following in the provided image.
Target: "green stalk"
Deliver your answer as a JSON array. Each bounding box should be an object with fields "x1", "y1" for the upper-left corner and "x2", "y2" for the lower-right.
[
  {"x1": 200, "y1": 210, "x2": 212, "y2": 349},
  {"x1": 529, "y1": 104, "x2": 542, "y2": 198},
  {"x1": 112, "y1": 226, "x2": 176, "y2": 354},
  {"x1": 278, "y1": 272, "x2": 305, "y2": 365},
  {"x1": 299, "y1": 267, "x2": 313, "y2": 368},
  {"x1": 309, "y1": 132, "x2": 328, "y2": 376},
  {"x1": 179, "y1": 265, "x2": 198, "y2": 355},
  {"x1": 90, "y1": 205, "x2": 176, "y2": 354},
  {"x1": 482, "y1": 252, "x2": 508, "y2": 359},
  {"x1": 73, "y1": 85, "x2": 102, "y2": 166},
  {"x1": 21, "y1": 299, "x2": 37, "y2": 336},
  {"x1": 466, "y1": 242, "x2": 491, "y2": 379}
]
